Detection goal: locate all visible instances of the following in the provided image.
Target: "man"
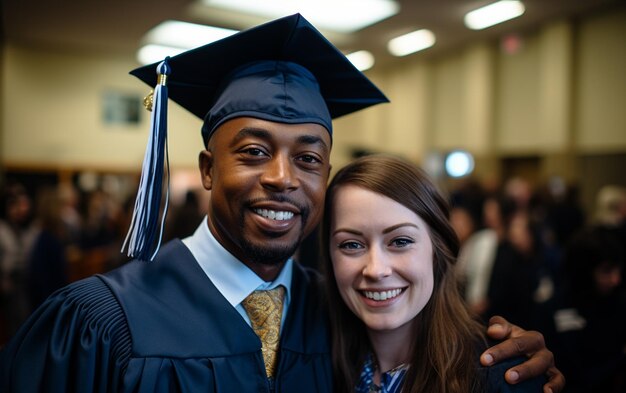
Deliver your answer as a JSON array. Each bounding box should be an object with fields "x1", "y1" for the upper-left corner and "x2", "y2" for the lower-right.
[{"x1": 0, "y1": 14, "x2": 564, "y2": 392}]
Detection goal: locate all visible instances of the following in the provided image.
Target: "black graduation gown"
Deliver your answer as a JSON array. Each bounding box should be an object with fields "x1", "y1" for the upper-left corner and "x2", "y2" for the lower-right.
[{"x1": 0, "y1": 240, "x2": 333, "y2": 392}]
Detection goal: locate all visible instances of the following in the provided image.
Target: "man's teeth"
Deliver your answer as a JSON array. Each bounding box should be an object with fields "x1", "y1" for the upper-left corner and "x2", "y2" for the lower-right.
[
  {"x1": 254, "y1": 209, "x2": 294, "y2": 221},
  {"x1": 363, "y1": 289, "x2": 402, "y2": 301}
]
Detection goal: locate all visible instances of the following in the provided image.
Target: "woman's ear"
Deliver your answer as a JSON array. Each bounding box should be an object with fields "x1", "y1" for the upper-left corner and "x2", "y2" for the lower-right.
[{"x1": 199, "y1": 150, "x2": 213, "y2": 190}]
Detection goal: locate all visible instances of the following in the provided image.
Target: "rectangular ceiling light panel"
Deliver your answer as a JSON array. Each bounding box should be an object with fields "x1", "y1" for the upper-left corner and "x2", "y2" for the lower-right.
[
  {"x1": 387, "y1": 29, "x2": 436, "y2": 57},
  {"x1": 138, "y1": 21, "x2": 239, "y2": 64},
  {"x1": 202, "y1": 0, "x2": 399, "y2": 33},
  {"x1": 464, "y1": 0, "x2": 525, "y2": 30}
]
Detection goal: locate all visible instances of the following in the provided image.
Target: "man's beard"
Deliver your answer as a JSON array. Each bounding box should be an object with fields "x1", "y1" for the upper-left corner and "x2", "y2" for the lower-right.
[
  {"x1": 238, "y1": 205, "x2": 309, "y2": 266},
  {"x1": 240, "y1": 236, "x2": 301, "y2": 266}
]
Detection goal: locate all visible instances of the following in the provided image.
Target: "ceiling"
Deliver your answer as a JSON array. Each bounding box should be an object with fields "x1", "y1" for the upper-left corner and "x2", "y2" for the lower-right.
[{"x1": 2, "y1": 0, "x2": 623, "y2": 69}]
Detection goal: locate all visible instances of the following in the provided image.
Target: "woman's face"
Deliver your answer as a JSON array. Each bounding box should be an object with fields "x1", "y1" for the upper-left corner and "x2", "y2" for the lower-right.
[{"x1": 330, "y1": 185, "x2": 435, "y2": 335}]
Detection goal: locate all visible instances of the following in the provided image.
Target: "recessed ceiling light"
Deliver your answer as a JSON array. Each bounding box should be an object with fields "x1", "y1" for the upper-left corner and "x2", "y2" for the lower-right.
[
  {"x1": 445, "y1": 150, "x2": 474, "y2": 178},
  {"x1": 387, "y1": 29, "x2": 436, "y2": 57},
  {"x1": 201, "y1": 0, "x2": 399, "y2": 33},
  {"x1": 464, "y1": 0, "x2": 525, "y2": 30},
  {"x1": 346, "y1": 50, "x2": 375, "y2": 71},
  {"x1": 137, "y1": 21, "x2": 239, "y2": 64},
  {"x1": 143, "y1": 20, "x2": 238, "y2": 50},
  {"x1": 137, "y1": 44, "x2": 186, "y2": 65}
]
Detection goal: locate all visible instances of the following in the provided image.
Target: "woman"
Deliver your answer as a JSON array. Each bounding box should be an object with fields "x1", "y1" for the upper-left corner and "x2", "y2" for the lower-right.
[{"x1": 321, "y1": 154, "x2": 544, "y2": 393}]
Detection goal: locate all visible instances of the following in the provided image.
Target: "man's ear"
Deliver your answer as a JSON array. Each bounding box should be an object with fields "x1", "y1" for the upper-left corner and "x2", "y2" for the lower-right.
[{"x1": 199, "y1": 150, "x2": 213, "y2": 190}]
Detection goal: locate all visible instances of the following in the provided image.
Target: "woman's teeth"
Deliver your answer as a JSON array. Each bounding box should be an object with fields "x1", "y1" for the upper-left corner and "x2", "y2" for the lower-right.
[{"x1": 363, "y1": 288, "x2": 402, "y2": 301}]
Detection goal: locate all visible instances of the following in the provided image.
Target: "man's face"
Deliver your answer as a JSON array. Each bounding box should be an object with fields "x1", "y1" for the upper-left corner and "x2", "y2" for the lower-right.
[{"x1": 201, "y1": 117, "x2": 331, "y2": 270}]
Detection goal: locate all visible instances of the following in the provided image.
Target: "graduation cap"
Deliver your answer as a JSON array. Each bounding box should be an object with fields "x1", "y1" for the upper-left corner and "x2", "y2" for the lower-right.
[{"x1": 123, "y1": 13, "x2": 389, "y2": 261}]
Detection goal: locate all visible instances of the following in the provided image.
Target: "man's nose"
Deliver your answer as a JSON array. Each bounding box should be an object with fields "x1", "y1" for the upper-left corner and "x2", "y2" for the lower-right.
[{"x1": 261, "y1": 154, "x2": 299, "y2": 191}]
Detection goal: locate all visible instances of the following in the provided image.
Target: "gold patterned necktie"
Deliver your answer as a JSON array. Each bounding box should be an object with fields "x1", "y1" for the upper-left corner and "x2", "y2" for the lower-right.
[{"x1": 242, "y1": 286, "x2": 285, "y2": 378}]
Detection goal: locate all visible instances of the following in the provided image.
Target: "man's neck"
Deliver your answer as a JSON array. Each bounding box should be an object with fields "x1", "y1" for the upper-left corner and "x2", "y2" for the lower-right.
[{"x1": 246, "y1": 260, "x2": 286, "y2": 282}]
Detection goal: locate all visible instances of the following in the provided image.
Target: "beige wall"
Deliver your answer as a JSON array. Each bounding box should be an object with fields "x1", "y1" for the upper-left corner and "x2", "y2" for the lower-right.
[
  {"x1": 576, "y1": 9, "x2": 626, "y2": 152},
  {"x1": 496, "y1": 21, "x2": 575, "y2": 154},
  {"x1": 2, "y1": 46, "x2": 203, "y2": 171}
]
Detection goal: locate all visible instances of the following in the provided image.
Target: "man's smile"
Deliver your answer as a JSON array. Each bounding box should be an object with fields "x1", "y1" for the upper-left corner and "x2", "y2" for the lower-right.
[{"x1": 254, "y1": 208, "x2": 295, "y2": 221}]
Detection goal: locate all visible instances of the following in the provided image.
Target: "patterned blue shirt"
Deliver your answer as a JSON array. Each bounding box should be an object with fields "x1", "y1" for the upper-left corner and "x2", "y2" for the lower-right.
[
  {"x1": 355, "y1": 353, "x2": 408, "y2": 393},
  {"x1": 355, "y1": 350, "x2": 546, "y2": 393}
]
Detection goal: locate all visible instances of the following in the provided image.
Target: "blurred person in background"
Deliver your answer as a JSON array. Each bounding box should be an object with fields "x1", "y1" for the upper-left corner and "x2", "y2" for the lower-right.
[
  {"x1": 27, "y1": 186, "x2": 69, "y2": 310},
  {"x1": 485, "y1": 201, "x2": 551, "y2": 327},
  {"x1": 0, "y1": 183, "x2": 38, "y2": 343},
  {"x1": 57, "y1": 183, "x2": 83, "y2": 246},
  {"x1": 456, "y1": 193, "x2": 517, "y2": 320},
  {"x1": 542, "y1": 179, "x2": 585, "y2": 251},
  {"x1": 593, "y1": 185, "x2": 626, "y2": 244},
  {"x1": 534, "y1": 226, "x2": 625, "y2": 392},
  {"x1": 74, "y1": 189, "x2": 124, "y2": 280},
  {"x1": 504, "y1": 177, "x2": 533, "y2": 213},
  {"x1": 449, "y1": 179, "x2": 485, "y2": 246},
  {"x1": 164, "y1": 189, "x2": 205, "y2": 241}
]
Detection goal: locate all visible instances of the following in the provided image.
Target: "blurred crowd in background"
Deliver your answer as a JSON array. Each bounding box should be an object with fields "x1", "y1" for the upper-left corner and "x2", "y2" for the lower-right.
[
  {"x1": 449, "y1": 176, "x2": 626, "y2": 392},
  {"x1": 1, "y1": 173, "x2": 624, "y2": 391},
  {"x1": 0, "y1": 180, "x2": 205, "y2": 344}
]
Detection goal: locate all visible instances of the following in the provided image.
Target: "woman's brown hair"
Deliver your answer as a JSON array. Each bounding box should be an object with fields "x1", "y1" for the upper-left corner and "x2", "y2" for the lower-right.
[{"x1": 321, "y1": 154, "x2": 485, "y2": 393}]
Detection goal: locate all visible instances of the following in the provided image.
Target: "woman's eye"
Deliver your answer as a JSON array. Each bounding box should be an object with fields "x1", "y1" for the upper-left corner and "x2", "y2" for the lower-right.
[
  {"x1": 338, "y1": 241, "x2": 363, "y2": 250},
  {"x1": 390, "y1": 238, "x2": 414, "y2": 248}
]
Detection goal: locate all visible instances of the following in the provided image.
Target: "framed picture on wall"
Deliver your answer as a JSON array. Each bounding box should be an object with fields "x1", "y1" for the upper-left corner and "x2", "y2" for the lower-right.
[{"x1": 102, "y1": 90, "x2": 142, "y2": 125}]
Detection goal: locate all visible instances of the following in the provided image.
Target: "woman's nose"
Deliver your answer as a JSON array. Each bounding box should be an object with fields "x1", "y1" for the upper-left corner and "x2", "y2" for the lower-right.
[{"x1": 362, "y1": 247, "x2": 392, "y2": 280}]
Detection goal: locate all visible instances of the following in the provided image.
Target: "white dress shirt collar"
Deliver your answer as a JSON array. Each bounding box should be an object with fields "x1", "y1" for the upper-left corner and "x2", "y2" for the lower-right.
[{"x1": 182, "y1": 216, "x2": 292, "y2": 324}]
